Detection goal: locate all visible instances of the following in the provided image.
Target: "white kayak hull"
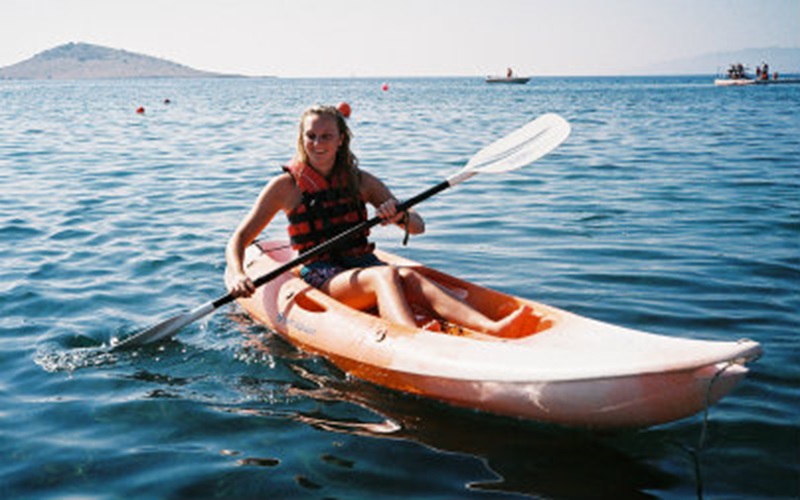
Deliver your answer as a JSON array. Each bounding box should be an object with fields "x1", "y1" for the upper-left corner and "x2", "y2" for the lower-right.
[{"x1": 229, "y1": 241, "x2": 762, "y2": 429}]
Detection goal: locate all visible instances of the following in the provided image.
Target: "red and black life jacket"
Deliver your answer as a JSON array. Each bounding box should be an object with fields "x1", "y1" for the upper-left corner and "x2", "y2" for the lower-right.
[{"x1": 284, "y1": 161, "x2": 373, "y2": 261}]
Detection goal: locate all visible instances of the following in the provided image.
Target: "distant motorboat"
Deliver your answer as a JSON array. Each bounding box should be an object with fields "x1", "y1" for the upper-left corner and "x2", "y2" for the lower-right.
[
  {"x1": 486, "y1": 76, "x2": 530, "y2": 84},
  {"x1": 714, "y1": 76, "x2": 800, "y2": 86},
  {"x1": 715, "y1": 62, "x2": 800, "y2": 86}
]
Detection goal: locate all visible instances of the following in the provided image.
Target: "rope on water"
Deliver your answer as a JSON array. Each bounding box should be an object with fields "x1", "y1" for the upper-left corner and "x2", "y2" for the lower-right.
[
  {"x1": 690, "y1": 360, "x2": 739, "y2": 500},
  {"x1": 697, "y1": 360, "x2": 736, "y2": 452}
]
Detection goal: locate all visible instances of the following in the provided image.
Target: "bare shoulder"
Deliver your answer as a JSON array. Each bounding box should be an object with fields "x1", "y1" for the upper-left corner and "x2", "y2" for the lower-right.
[
  {"x1": 267, "y1": 172, "x2": 297, "y2": 193},
  {"x1": 258, "y1": 172, "x2": 302, "y2": 212}
]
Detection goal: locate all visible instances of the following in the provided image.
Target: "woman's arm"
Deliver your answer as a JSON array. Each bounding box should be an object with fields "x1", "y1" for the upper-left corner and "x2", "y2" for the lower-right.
[
  {"x1": 226, "y1": 173, "x2": 297, "y2": 297},
  {"x1": 360, "y1": 170, "x2": 425, "y2": 235}
]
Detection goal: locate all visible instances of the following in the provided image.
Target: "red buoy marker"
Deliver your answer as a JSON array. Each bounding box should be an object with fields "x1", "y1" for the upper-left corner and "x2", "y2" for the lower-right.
[
  {"x1": 136, "y1": 106, "x2": 145, "y2": 114},
  {"x1": 381, "y1": 83, "x2": 389, "y2": 91},
  {"x1": 337, "y1": 101, "x2": 351, "y2": 118}
]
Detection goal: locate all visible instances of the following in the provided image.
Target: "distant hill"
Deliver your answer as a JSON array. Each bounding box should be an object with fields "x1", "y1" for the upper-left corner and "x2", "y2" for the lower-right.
[
  {"x1": 0, "y1": 42, "x2": 234, "y2": 80},
  {"x1": 636, "y1": 47, "x2": 800, "y2": 75}
]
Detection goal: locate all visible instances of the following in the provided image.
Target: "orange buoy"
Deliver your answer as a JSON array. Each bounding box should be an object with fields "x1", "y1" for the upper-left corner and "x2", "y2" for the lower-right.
[{"x1": 337, "y1": 101, "x2": 351, "y2": 118}]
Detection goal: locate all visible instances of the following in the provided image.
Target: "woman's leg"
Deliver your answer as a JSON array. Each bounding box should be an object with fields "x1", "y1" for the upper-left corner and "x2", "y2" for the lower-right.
[
  {"x1": 396, "y1": 268, "x2": 533, "y2": 336},
  {"x1": 322, "y1": 265, "x2": 418, "y2": 327},
  {"x1": 324, "y1": 265, "x2": 533, "y2": 336}
]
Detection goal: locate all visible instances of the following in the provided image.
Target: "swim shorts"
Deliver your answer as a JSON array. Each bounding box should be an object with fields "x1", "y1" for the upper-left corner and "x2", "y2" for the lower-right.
[{"x1": 299, "y1": 252, "x2": 385, "y2": 289}]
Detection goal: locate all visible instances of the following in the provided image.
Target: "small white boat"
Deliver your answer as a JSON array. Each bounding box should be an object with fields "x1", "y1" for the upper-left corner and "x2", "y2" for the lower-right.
[
  {"x1": 229, "y1": 240, "x2": 762, "y2": 429},
  {"x1": 486, "y1": 76, "x2": 530, "y2": 84}
]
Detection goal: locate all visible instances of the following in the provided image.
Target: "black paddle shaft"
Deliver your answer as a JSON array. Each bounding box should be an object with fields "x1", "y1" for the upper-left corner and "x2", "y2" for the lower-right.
[{"x1": 213, "y1": 179, "x2": 452, "y2": 309}]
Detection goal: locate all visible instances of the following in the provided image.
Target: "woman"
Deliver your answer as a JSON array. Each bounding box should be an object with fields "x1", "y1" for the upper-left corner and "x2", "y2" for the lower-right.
[{"x1": 226, "y1": 105, "x2": 532, "y2": 335}]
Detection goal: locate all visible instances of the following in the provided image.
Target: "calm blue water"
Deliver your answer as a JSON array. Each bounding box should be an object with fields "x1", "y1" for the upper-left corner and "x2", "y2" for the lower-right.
[{"x1": 1, "y1": 75, "x2": 798, "y2": 499}]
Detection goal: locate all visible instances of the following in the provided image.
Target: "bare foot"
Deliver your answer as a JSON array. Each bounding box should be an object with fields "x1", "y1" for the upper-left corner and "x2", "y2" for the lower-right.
[{"x1": 491, "y1": 305, "x2": 538, "y2": 338}]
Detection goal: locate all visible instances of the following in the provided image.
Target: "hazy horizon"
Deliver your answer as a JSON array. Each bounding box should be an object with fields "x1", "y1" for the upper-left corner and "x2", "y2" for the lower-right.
[{"x1": 3, "y1": 0, "x2": 798, "y2": 78}]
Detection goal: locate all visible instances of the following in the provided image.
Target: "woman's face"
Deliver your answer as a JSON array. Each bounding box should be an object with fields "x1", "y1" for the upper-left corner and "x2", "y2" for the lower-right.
[{"x1": 302, "y1": 113, "x2": 343, "y2": 173}]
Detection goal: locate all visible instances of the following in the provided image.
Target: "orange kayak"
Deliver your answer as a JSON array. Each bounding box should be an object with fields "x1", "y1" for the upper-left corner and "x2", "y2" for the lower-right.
[{"x1": 227, "y1": 240, "x2": 762, "y2": 429}]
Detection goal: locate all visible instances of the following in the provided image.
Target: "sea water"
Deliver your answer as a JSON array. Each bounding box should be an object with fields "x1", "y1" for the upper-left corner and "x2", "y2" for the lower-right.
[{"x1": 1, "y1": 76, "x2": 798, "y2": 499}]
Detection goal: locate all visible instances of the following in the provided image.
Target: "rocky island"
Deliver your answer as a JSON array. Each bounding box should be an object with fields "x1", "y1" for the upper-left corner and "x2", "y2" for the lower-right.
[{"x1": 0, "y1": 42, "x2": 235, "y2": 80}]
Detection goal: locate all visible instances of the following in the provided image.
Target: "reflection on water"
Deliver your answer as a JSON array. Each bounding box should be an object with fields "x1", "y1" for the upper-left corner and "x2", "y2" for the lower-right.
[{"x1": 229, "y1": 331, "x2": 683, "y2": 500}]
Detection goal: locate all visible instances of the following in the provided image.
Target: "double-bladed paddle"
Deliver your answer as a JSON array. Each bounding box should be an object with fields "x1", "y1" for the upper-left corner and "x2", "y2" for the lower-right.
[{"x1": 112, "y1": 113, "x2": 571, "y2": 349}]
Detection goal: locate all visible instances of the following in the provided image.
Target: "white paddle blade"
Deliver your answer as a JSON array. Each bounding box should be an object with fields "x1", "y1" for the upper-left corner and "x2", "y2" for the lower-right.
[
  {"x1": 112, "y1": 301, "x2": 215, "y2": 349},
  {"x1": 465, "y1": 113, "x2": 571, "y2": 174}
]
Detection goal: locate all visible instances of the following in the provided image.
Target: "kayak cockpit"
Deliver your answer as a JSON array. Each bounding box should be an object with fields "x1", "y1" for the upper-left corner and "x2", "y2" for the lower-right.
[
  {"x1": 282, "y1": 273, "x2": 553, "y2": 342},
  {"x1": 251, "y1": 240, "x2": 555, "y2": 341}
]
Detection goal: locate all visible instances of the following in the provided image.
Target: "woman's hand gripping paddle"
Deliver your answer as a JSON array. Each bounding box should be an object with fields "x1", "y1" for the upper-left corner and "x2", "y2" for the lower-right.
[{"x1": 112, "y1": 113, "x2": 571, "y2": 349}]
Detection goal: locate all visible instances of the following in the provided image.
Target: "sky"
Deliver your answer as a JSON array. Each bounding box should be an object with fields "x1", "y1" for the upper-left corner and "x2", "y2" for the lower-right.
[{"x1": 2, "y1": 0, "x2": 799, "y2": 77}]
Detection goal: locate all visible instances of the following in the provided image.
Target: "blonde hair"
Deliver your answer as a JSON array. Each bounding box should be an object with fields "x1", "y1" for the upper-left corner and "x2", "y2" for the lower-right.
[{"x1": 296, "y1": 105, "x2": 360, "y2": 196}]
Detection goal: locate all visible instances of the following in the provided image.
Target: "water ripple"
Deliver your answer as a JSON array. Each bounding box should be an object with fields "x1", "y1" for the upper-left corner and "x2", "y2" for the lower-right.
[{"x1": 1, "y1": 76, "x2": 798, "y2": 500}]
